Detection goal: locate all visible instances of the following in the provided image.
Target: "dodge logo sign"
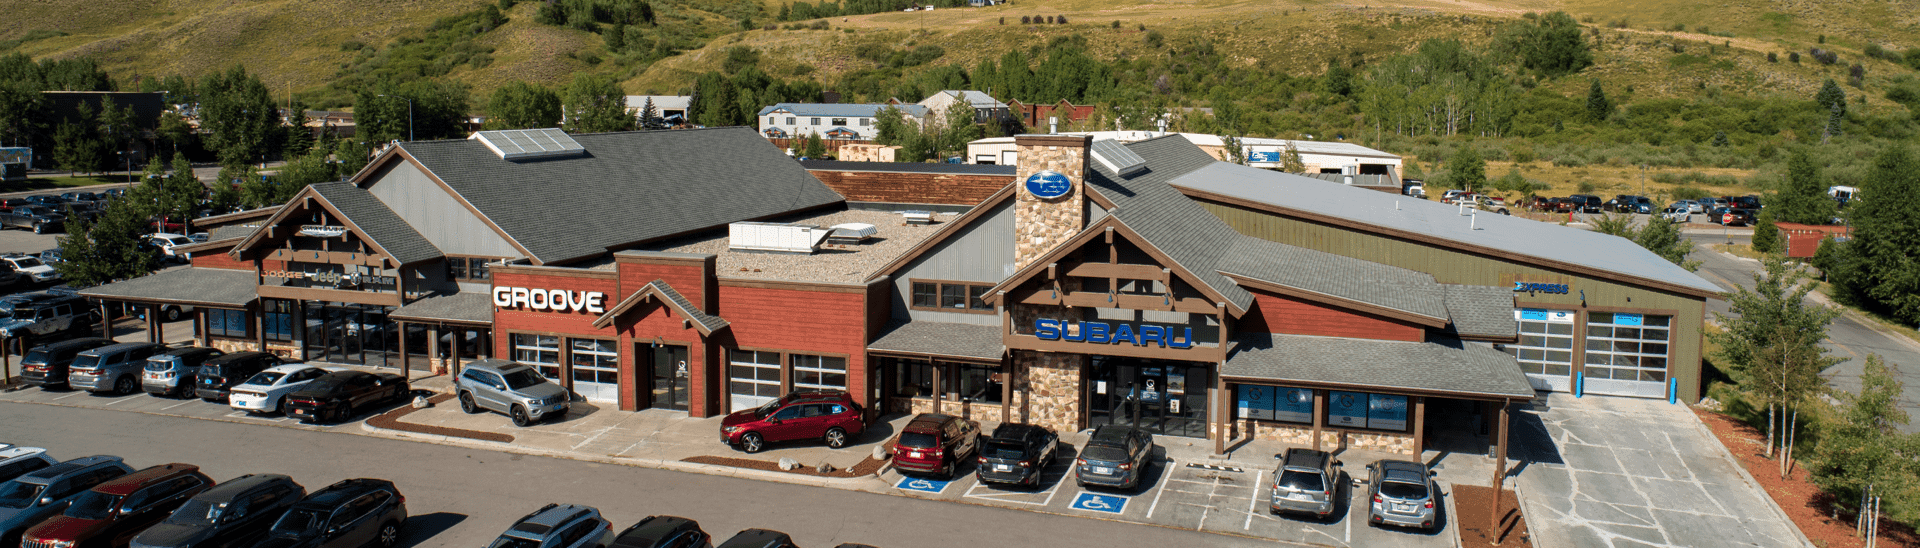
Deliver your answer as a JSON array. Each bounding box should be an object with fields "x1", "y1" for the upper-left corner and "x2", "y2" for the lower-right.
[
  {"x1": 494, "y1": 287, "x2": 606, "y2": 314},
  {"x1": 1024, "y1": 170, "x2": 1073, "y2": 199}
]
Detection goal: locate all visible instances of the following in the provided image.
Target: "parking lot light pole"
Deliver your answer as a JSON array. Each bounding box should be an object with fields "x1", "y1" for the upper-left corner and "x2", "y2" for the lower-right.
[{"x1": 377, "y1": 94, "x2": 413, "y2": 142}]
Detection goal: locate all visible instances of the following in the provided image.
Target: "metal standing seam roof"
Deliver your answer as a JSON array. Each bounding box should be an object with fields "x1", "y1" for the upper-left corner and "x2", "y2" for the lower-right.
[
  {"x1": 756, "y1": 103, "x2": 928, "y2": 118},
  {"x1": 1225, "y1": 333, "x2": 1536, "y2": 399},
  {"x1": 1217, "y1": 237, "x2": 1450, "y2": 321},
  {"x1": 307, "y1": 182, "x2": 443, "y2": 266},
  {"x1": 1441, "y1": 284, "x2": 1519, "y2": 340},
  {"x1": 798, "y1": 160, "x2": 1016, "y2": 176},
  {"x1": 1082, "y1": 136, "x2": 1256, "y2": 312},
  {"x1": 388, "y1": 292, "x2": 494, "y2": 324},
  {"x1": 78, "y1": 267, "x2": 258, "y2": 307},
  {"x1": 1165, "y1": 161, "x2": 1724, "y2": 296},
  {"x1": 868, "y1": 320, "x2": 1006, "y2": 362},
  {"x1": 395, "y1": 127, "x2": 846, "y2": 265},
  {"x1": 1294, "y1": 173, "x2": 1401, "y2": 188}
]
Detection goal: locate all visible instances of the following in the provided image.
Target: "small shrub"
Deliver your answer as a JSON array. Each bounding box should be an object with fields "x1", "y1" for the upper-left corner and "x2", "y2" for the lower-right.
[
  {"x1": 1669, "y1": 186, "x2": 1711, "y2": 200},
  {"x1": 1000, "y1": 17, "x2": 1005, "y2": 25},
  {"x1": 1020, "y1": 15, "x2": 1029, "y2": 24},
  {"x1": 1667, "y1": 23, "x2": 1685, "y2": 32},
  {"x1": 810, "y1": 19, "x2": 829, "y2": 30},
  {"x1": 1144, "y1": 30, "x2": 1164, "y2": 48},
  {"x1": 341, "y1": 40, "x2": 368, "y2": 51},
  {"x1": 1057, "y1": 14, "x2": 1067, "y2": 24},
  {"x1": 1609, "y1": 18, "x2": 1630, "y2": 29},
  {"x1": 1695, "y1": 25, "x2": 1710, "y2": 35},
  {"x1": 1577, "y1": 181, "x2": 1597, "y2": 193},
  {"x1": 1817, "y1": 34, "x2": 1825, "y2": 44},
  {"x1": 1138, "y1": 23, "x2": 1146, "y2": 31},
  {"x1": 1046, "y1": 15, "x2": 1055, "y2": 24},
  {"x1": 1789, "y1": 51, "x2": 1801, "y2": 63},
  {"x1": 1768, "y1": 52, "x2": 1778, "y2": 62}
]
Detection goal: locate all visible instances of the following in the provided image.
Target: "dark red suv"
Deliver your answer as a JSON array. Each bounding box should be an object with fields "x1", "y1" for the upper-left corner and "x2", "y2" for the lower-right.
[
  {"x1": 23, "y1": 464, "x2": 213, "y2": 548},
  {"x1": 720, "y1": 390, "x2": 866, "y2": 453},
  {"x1": 891, "y1": 413, "x2": 980, "y2": 479}
]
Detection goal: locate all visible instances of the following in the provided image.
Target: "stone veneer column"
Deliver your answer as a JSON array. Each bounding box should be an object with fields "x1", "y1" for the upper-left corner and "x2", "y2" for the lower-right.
[
  {"x1": 1008, "y1": 134, "x2": 1094, "y2": 433},
  {"x1": 1017, "y1": 350, "x2": 1087, "y2": 434}
]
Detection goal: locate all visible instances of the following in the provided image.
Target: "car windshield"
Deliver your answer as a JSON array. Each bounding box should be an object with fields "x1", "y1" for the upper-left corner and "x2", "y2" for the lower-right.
[
  {"x1": 12, "y1": 258, "x2": 40, "y2": 268},
  {"x1": 1380, "y1": 481, "x2": 1429, "y2": 500},
  {"x1": 246, "y1": 372, "x2": 285, "y2": 386},
  {"x1": 1278, "y1": 470, "x2": 1325, "y2": 492},
  {"x1": 487, "y1": 536, "x2": 542, "y2": 548},
  {"x1": 752, "y1": 399, "x2": 780, "y2": 418},
  {"x1": 897, "y1": 432, "x2": 938, "y2": 449},
  {"x1": 0, "y1": 480, "x2": 45, "y2": 508},
  {"x1": 70, "y1": 354, "x2": 104, "y2": 369},
  {"x1": 271, "y1": 507, "x2": 328, "y2": 536},
  {"x1": 164, "y1": 500, "x2": 225, "y2": 525},
  {"x1": 1080, "y1": 444, "x2": 1128, "y2": 462},
  {"x1": 502, "y1": 369, "x2": 546, "y2": 390},
  {"x1": 984, "y1": 441, "x2": 1027, "y2": 459},
  {"x1": 21, "y1": 349, "x2": 48, "y2": 363},
  {"x1": 65, "y1": 491, "x2": 122, "y2": 519}
]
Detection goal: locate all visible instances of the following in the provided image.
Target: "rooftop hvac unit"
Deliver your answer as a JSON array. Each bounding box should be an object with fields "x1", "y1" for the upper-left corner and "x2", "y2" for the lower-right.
[
  {"x1": 826, "y1": 223, "x2": 878, "y2": 244},
  {"x1": 729, "y1": 222, "x2": 828, "y2": 254},
  {"x1": 901, "y1": 211, "x2": 934, "y2": 224}
]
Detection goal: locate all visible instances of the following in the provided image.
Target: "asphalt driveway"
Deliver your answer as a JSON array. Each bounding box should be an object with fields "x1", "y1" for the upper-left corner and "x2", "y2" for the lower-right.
[{"x1": 1513, "y1": 393, "x2": 1810, "y2": 548}]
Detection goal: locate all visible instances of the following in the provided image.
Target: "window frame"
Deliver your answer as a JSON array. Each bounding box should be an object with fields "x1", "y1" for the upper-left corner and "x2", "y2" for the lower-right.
[
  {"x1": 830, "y1": 117, "x2": 847, "y2": 126},
  {"x1": 262, "y1": 299, "x2": 295, "y2": 342},
  {"x1": 207, "y1": 308, "x2": 250, "y2": 339},
  {"x1": 445, "y1": 256, "x2": 497, "y2": 283},
  {"x1": 906, "y1": 279, "x2": 996, "y2": 314},
  {"x1": 790, "y1": 353, "x2": 848, "y2": 392}
]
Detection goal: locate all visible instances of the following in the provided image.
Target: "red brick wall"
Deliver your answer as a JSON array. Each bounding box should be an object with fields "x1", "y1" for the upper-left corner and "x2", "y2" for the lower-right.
[
  {"x1": 619, "y1": 261, "x2": 710, "y2": 310},
  {"x1": 488, "y1": 270, "x2": 626, "y2": 406},
  {"x1": 1238, "y1": 289, "x2": 1424, "y2": 342},
  {"x1": 617, "y1": 301, "x2": 708, "y2": 415},
  {"x1": 807, "y1": 169, "x2": 1010, "y2": 206},
  {"x1": 717, "y1": 283, "x2": 871, "y2": 410}
]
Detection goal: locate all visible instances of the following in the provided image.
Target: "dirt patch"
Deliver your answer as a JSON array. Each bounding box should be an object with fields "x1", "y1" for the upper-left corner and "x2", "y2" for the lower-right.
[
  {"x1": 682, "y1": 455, "x2": 888, "y2": 478},
  {"x1": 1453, "y1": 485, "x2": 1534, "y2": 547},
  {"x1": 367, "y1": 394, "x2": 515, "y2": 444},
  {"x1": 1694, "y1": 408, "x2": 1919, "y2": 548}
]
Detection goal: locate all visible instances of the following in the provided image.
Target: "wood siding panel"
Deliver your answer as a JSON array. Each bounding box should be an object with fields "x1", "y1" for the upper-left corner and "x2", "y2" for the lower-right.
[
  {"x1": 808, "y1": 170, "x2": 1010, "y2": 206},
  {"x1": 192, "y1": 249, "x2": 253, "y2": 271},
  {"x1": 892, "y1": 199, "x2": 1016, "y2": 326},
  {"x1": 1239, "y1": 290, "x2": 1423, "y2": 342}
]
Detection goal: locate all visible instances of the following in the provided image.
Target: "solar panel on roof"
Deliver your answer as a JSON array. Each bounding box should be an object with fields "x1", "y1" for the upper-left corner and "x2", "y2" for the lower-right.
[
  {"x1": 471, "y1": 129, "x2": 588, "y2": 160},
  {"x1": 1090, "y1": 139, "x2": 1147, "y2": 176}
]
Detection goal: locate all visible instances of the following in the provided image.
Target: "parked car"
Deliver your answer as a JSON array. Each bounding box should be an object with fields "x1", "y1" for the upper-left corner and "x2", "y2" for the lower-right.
[
  {"x1": 37, "y1": 249, "x2": 63, "y2": 264},
  {"x1": 130, "y1": 473, "x2": 305, "y2": 548},
  {"x1": 254, "y1": 478, "x2": 406, "y2": 548},
  {"x1": 0, "y1": 456, "x2": 134, "y2": 548},
  {"x1": 283, "y1": 370, "x2": 411, "y2": 424},
  {"x1": 0, "y1": 254, "x2": 59, "y2": 284},
  {"x1": 1565, "y1": 194, "x2": 1603, "y2": 213},
  {"x1": 610, "y1": 516, "x2": 712, "y2": 548},
  {"x1": 1707, "y1": 205, "x2": 1733, "y2": 224},
  {"x1": 141, "y1": 347, "x2": 225, "y2": 398},
  {"x1": 891, "y1": 413, "x2": 980, "y2": 480},
  {"x1": 1363, "y1": 459, "x2": 1439, "y2": 530},
  {"x1": 1659, "y1": 207, "x2": 1691, "y2": 224},
  {"x1": 0, "y1": 448, "x2": 55, "y2": 483},
  {"x1": 720, "y1": 390, "x2": 866, "y2": 454},
  {"x1": 1721, "y1": 208, "x2": 1756, "y2": 226},
  {"x1": 194, "y1": 351, "x2": 285, "y2": 402},
  {"x1": 22, "y1": 464, "x2": 215, "y2": 548},
  {"x1": 229, "y1": 365, "x2": 336, "y2": 416},
  {"x1": 714, "y1": 529, "x2": 796, "y2": 548},
  {"x1": 0, "y1": 205, "x2": 66, "y2": 234},
  {"x1": 148, "y1": 234, "x2": 195, "y2": 262},
  {"x1": 975, "y1": 423, "x2": 1058, "y2": 488},
  {"x1": 1269, "y1": 448, "x2": 1343, "y2": 520},
  {"x1": 1475, "y1": 197, "x2": 1510, "y2": 215},
  {"x1": 1732, "y1": 195, "x2": 1763, "y2": 210},
  {"x1": 489, "y1": 503, "x2": 614, "y2": 548},
  {"x1": 0, "y1": 198, "x2": 31, "y2": 212},
  {"x1": 455, "y1": 359, "x2": 570, "y2": 427},
  {"x1": 20, "y1": 338, "x2": 117, "y2": 389},
  {"x1": 1073, "y1": 424, "x2": 1155, "y2": 490},
  {"x1": 0, "y1": 290, "x2": 97, "y2": 339},
  {"x1": 68, "y1": 342, "x2": 169, "y2": 395}
]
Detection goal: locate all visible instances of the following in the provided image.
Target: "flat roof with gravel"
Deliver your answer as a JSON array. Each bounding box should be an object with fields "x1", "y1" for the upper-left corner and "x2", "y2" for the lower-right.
[{"x1": 640, "y1": 208, "x2": 954, "y2": 284}]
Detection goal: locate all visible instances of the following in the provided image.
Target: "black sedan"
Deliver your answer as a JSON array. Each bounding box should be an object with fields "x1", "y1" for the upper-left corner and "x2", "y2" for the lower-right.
[{"x1": 284, "y1": 371, "x2": 410, "y2": 424}]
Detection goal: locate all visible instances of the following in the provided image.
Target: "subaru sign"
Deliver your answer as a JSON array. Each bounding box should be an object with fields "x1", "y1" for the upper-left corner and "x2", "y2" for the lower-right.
[
  {"x1": 1034, "y1": 319, "x2": 1195, "y2": 349},
  {"x1": 1024, "y1": 170, "x2": 1072, "y2": 199}
]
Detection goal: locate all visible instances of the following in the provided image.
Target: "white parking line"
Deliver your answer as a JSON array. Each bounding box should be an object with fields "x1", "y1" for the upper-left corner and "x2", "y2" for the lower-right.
[
  {"x1": 962, "y1": 470, "x2": 1069, "y2": 506},
  {"x1": 1246, "y1": 470, "x2": 1262, "y2": 530},
  {"x1": 1145, "y1": 458, "x2": 1175, "y2": 518},
  {"x1": 52, "y1": 392, "x2": 82, "y2": 400},
  {"x1": 161, "y1": 400, "x2": 196, "y2": 411},
  {"x1": 99, "y1": 396, "x2": 133, "y2": 406}
]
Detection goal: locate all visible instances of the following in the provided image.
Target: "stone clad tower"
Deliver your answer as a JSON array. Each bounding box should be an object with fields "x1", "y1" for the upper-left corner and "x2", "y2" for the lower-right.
[{"x1": 1009, "y1": 134, "x2": 1092, "y2": 434}]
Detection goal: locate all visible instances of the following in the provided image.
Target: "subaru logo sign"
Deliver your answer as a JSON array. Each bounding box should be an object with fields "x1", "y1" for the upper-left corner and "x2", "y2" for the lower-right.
[{"x1": 1025, "y1": 170, "x2": 1072, "y2": 199}]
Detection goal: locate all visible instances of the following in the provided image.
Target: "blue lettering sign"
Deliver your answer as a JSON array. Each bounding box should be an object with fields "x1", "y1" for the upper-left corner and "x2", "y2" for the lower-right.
[
  {"x1": 1512, "y1": 282, "x2": 1571, "y2": 294},
  {"x1": 1086, "y1": 322, "x2": 1110, "y2": 344},
  {"x1": 1139, "y1": 325, "x2": 1164, "y2": 347},
  {"x1": 1248, "y1": 151, "x2": 1281, "y2": 163},
  {"x1": 1035, "y1": 319, "x2": 1061, "y2": 340},
  {"x1": 1614, "y1": 313, "x2": 1644, "y2": 326},
  {"x1": 1111, "y1": 323, "x2": 1136, "y2": 345},
  {"x1": 1520, "y1": 308, "x2": 1548, "y2": 321},
  {"x1": 1030, "y1": 319, "x2": 1199, "y2": 349},
  {"x1": 1169, "y1": 327, "x2": 1193, "y2": 348}
]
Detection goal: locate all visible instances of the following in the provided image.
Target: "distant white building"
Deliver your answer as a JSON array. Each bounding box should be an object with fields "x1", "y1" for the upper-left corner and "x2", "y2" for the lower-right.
[
  {"x1": 756, "y1": 103, "x2": 929, "y2": 141},
  {"x1": 966, "y1": 131, "x2": 1401, "y2": 180},
  {"x1": 625, "y1": 96, "x2": 691, "y2": 124},
  {"x1": 916, "y1": 90, "x2": 1009, "y2": 124}
]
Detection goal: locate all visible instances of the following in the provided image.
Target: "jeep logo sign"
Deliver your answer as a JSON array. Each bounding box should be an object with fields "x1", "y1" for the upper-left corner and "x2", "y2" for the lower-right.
[{"x1": 494, "y1": 287, "x2": 606, "y2": 314}]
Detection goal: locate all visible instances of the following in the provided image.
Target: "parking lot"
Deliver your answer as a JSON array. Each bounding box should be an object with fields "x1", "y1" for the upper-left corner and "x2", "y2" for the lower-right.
[
  {"x1": 875, "y1": 434, "x2": 1453, "y2": 548},
  {"x1": 0, "y1": 372, "x2": 399, "y2": 433}
]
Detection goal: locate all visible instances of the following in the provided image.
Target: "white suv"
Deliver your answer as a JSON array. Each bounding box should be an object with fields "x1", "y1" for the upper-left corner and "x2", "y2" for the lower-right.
[
  {"x1": 0, "y1": 254, "x2": 60, "y2": 283},
  {"x1": 148, "y1": 233, "x2": 195, "y2": 262}
]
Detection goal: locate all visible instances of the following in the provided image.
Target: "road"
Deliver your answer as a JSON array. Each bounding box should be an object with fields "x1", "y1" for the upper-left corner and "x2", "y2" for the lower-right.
[{"x1": 0, "y1": 402, "x2": 1284, "y2": 548}]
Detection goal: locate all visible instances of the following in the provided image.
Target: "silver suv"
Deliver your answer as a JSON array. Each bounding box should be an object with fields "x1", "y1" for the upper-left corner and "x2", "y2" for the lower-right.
[
  {"x1": 69, "y1": 342, "x2": 168, "y2": 395},
  {"x1": 456, "y1": 359, "x2": 569, "y2": 427},
  {"x1": 1269, "y1": 448, "x2": 1343, "y2": 520},
  {"x1": 490, "y1": 503, "x2": 612, "y2": 548},
  {"x1": 1364, "y1": 459, "x2": 1439, "y2": 530}
]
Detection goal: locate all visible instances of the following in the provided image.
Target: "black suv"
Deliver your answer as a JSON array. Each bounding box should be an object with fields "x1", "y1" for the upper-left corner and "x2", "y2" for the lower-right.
[
  {"x1": 976, "y1": 423, "x2": 1059, "y2": 488},
  {"x1": 611, "y1": 516, "x2": 712, "y2": 548},
  {"x1": 715, "y1": 529, "x2": 796, "y2": 548},
  {"x1": 255, "y1": 479, "x2": 407, "y2": 548},
  {"x1": 20, "y1": 337, "x2": 117, "y2": 389},
  {"x1": 195, "y1": 352, "x2": 285, "y2": 402},
  {"x1": 1565, "y1": 194, "x2": 1602, "y2": 213},
  {"x1": 131, "y1": 473, "x2": 306, "y2": 548}
]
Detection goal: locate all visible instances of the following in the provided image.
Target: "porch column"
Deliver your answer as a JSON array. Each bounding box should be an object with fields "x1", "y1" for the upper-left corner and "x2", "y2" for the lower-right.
[
  {"x1": 397, "y1": 321, "x2": 410, "y2": 382},
  {"x1": 1212, "y1": 370, "x2": 1225, "y2": 455},
  {"x1": 254, "y1": 304, "x2": 266, "y2": 352},
  {"x1": 1312, "y1": 390, "x2": 1326, "y2": 452},
  {"x1": 1490, "y1": 400, "x2": 1510, "y2": 537},
  {"x1": 145, "y1": 305, "x2": 159, "y2": 343},
  {"x1": 477, "y1": 330, "x2": 490, "y2": 360},
  {"x1": 426, "y1": 326, "x2": 439, "y2": 374},
  {"x1": 1414, "y1": 396, "x2": 1428, "y2": 456},
  {"x1": 99, "y1": 302, "x2": 111, "y2": 338},
  {"x1": 930, "y1": 361, "x2": 943, "y2": 414},
  {"x1": 1000, "y1": 359, "x2": 1012, "y2": 425},
  {"x1": 194, "y1": 310, "x2": 208, "y2": 347},
  {"x1": 295, "y1": 303, "x2": 309, "y2": 362}
]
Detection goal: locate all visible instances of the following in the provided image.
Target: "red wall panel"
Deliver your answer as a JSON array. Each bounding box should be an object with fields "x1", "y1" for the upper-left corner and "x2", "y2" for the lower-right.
[
  {"x1": 191, "y1": 249, "x2": 252, "y2": 271},
  {"x1": 1238, "y1": 289, "x2": 1425, "y2": 342},
  {"x1": 717, "y1": 285, "x2": 871, "y2": 409}
]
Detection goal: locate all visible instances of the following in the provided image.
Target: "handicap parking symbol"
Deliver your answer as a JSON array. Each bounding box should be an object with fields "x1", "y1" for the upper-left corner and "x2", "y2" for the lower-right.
[
  {"x1": 895, "y1": 477, "x2": 950, "y2": 494},
  {"x1": 1070, "y1": 492, "x2": 1128, "y2": 514}
]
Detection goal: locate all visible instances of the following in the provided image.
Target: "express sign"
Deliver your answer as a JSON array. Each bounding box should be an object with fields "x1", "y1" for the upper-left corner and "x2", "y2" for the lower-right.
[
  {"x1": 493, "y1": 287, "x2": 606, "y2": 314},
  {"x1": 1034, "y1": 319, "x2": 1195, "y2": 349}
]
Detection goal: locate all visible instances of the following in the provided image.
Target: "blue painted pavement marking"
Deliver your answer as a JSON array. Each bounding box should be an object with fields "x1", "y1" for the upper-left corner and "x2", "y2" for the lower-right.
[
  {"x1": 1070, "y1": 492, "x2": 1129, "y2": 514},
  {"x1": 895, "y1": 477, "x2": 951, "y2": 494}
]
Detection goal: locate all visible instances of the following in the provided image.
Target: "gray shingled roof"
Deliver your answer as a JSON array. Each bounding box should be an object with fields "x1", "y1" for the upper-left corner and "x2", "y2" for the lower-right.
[
  {"x1": 645, "y1": 280, "x2": 728, "y2": 334},
  {"x1": 390, "y1": 292, "x2": 493, "y2": 324},
  {"x1": 79, "y1": 267, "x2": 257, "y2": 307},
  {"x1": 207, "y1": 225, "x2": 257, "y2": 243},
  {"x1": 869, "y1": 321, "x2": 1005, "y2": 361},
  {"x1": 1085, "y1": 136, "x2": 1254, "y2": 312},
  {"x1": 1225, "y1": 333, "x2": 1535, "y2": 399},
  {"x1": 1218, "y1": 236, "x2": 1449, "y2": 321},
  {"x1": 398, "y1": 128, "x2": 845, "y2": 265},
  {"x1": 1166, "y1": 160, "x2": 1723, "y2": 296},
  {"x1": 799, "y1": 160, "x2": 1016, "y2": 176},
  {"x1": 1442, "y1": 284, "x2": 1518, "y2": 340},
  {"x1": 309, "y1": 182, "x2": 442, "y2": 266}
]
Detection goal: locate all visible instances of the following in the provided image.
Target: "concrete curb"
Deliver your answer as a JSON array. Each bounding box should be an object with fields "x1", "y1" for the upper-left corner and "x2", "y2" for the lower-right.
[
  {"x1": 1438, "y1": 479, "x2": 1463, "y2": 548},
  {"x1": 1685, "y1": 408, "x2": 1818, "y2": 548}
]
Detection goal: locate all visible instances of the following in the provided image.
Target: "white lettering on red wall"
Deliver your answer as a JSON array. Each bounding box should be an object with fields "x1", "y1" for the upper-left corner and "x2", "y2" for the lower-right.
[{"x1": 493, "y1": 287, "x2": 606, "y2": 314}]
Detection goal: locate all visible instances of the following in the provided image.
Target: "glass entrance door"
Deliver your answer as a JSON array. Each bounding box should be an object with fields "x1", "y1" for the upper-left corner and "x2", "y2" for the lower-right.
[
  {"x1": 302, "y1": 303, "x2": 396, "y2": 368},
  {"x1": 648, "y1": 344, "x2": 690, "y2": 411},
  {"x1": 1088, "y1": 357, "x2": 1210, "y2": 438}
]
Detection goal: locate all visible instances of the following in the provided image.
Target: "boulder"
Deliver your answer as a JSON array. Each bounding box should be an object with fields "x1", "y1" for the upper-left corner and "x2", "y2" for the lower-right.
[
  {"x1": 872, "y1": 445, "x2": 890, "y2": 460},
  {"x1": 815, "y1": 462, "x2": 835, "y2": 474},
  {"x1": 778, "y1": 457, "x2": 800, "y2": 471},
  {"x1": 412, "y1": 395, "x2": 432, "y2": 409}
]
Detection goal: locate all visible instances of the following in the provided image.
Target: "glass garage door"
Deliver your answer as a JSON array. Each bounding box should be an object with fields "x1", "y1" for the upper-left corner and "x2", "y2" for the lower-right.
[
  {"x1": 729, "y1": 350, "x2": 781, "y2": 412},
  {"x1": 1503, "y1": 309, "x2": 1575, "y2": 392},
  {"x1": 569, "y1": 338, "x2": 620, "y2": 404},
  {"x1": 1582, "y1": 313, "x2": 1672, "y2": 398}
]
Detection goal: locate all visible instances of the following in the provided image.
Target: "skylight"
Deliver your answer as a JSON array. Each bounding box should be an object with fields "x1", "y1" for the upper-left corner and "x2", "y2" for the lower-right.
[
  {"x1": 1090, "y1": 139, "x2": 1146, "y2": 176},
  {"x1": 471, "y1": 128, "x2": 586, "y2": 160}
]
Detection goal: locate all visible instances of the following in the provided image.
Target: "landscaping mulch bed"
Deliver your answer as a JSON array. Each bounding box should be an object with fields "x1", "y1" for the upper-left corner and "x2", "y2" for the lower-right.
[
  {"x1": 367, "y1": 393, "x2": 515, "y2": 444},
  {"x1": 682, "y1": 455, "x2": 887, "y2": 478},
  {"x1": 1453, "y1": 485, "x2": 1533, "y2": 548},
  {"x1": 1694, "y1": 408, "x2": 1918, "y2": 548}
]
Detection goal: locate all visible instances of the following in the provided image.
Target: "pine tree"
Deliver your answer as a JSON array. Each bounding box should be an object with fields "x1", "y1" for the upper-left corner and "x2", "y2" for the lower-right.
[
  {"x1": 1752, "y1": 209, "x2": 1782, "y2": 254},
  {"x1": 1815, "y1": 78, "x2": 1848, "y2": 119},
  {"x1": 1774, "y1": 148, "x2": 1837, "y2": 225},
  {"x1": 1846, "y1": 145, "x2": 1920, "y2": 324},
  {"x1": 1585, "y1": 80, "x2": 1611, "y2": 123},
  {"x1": 639, "y1": 97, "x2": 662, "y2": 129}
]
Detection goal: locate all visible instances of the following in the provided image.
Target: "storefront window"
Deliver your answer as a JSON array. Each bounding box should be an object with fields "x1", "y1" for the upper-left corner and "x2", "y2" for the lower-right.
[
  {"x1": 791, "y1": 354, "x2": 847, "y2": 391},
  {"x1": 513, "y1": 334, "x2": 561, "y2": 381},
  {"x1": 1324, "y1": 391, "x2": 1410, "y2": 432},
  {"x1": 1235, "y1": 384, "x2": 1313, "y2": 424},
  {"x1": 967, "y1": 286, "x2": 992, "y2": 311},
  {"x1": 207, "y1": 309, "x2": 247, "y2": 338},
  {"x1": 890, "y1": 358, "x2": 934, "y2": 398},
  {"x1": 569, "y1": 338, "x2": 620, "y2": 402},
  {"x1": 728, "y1": 349, "x2": 782, "y2": 411},
  {"x1": 940, "y1": 284, "x2": 966, "y2": 309},
  {"x1": 1584, "y1": 313, "x2": 1672, "y2": 382},
  {"x1": 955, "y1": 362, "x2": 1002, "y2": 404},
  {"x1": 262, "y1": 299, "x2": 295, "y2": 342}
]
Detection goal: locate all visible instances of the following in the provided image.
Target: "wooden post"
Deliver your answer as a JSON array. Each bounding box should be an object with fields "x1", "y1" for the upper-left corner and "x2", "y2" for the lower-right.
[
  {"x1": 1312, "y1": 390, "x2": 1326, "y2": 452},
  {"x1": 295, "y1": 302, "x2": 309, "y2": 362},
  {"x1": 396, "y1": 321, "x2": 410, "y2": 382},
  {"x1": 145, "y1": 305, "x2": 159, "y2": 343},
  {"x1": 1414, "y1": 396, "x2": 1427, "y2": 456},
  {"x1": 426, "y1": 327, "x2": 439, "y2": 374},
  {"x1": 930, "y1": 361, "x2": 943, "y2": 414},
  {"x1": 1212, "y1": 370, "x2": 1224, "y2": 456},
  {"x1": 3, "y1": 336, "x2": 11, "y2": 385},
  {"x1": 1491, "y1": 400, "x2": 1510, "y2": 544},
  {"x1": 1000, "y1": 359, "x2": 1012, "y2": 425},
  {"x1": 99, "y1": 303, "x2": 111, "y2": 339},
  {"x1": 254, "y1": 305, "x2": 266, "y2": 352},
  {"x1": 478, "y1": 330, "x2": 490, "y2": 360}
]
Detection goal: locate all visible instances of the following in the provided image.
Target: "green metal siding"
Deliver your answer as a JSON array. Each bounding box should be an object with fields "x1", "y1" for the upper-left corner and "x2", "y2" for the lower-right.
[{"x1": 1198, "y1": 199, "x2": 1708, "y2": 402}]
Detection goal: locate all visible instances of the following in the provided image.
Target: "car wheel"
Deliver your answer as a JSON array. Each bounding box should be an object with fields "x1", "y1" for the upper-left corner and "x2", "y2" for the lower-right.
[
  {"x1": 376, "y1": 521, "x2": 400, "y2": 548},
  {"x1": 939, "y1": 461, "x2": 954, "y2": 481},
  {"x1": 510, "y1": 405, "x2": 531, "y2": 427},
  {"x1": 459, "y1": 392, "x2": 479, "y2": 414},
  {"x1": 114, "y1": 375, "x2": 135, "y2": 395},
  {"x1": 824, "y1": 427, "x2": 849, "y2": 449},
  {"x1": 163, "y1": 307, "x2": 181, "y2": 322},
  {"x1": 277, "y1": 398, "x2": 291, "y2": 416},
  {"x1": 32, "y1": 223, "x2": 43, "y2": 234},
  {"x1": 741, "y1": 432, "x2": 766, "y2": 453},
  {"x1": 335, "y1": 404, "x2": 354, "y2": 424}
]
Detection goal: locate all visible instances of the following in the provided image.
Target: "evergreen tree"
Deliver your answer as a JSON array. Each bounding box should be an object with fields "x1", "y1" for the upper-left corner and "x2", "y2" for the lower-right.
[
  {"x1": 1815, "y1": 78, "x2": 1848, "y2": 119},
  {"x1": 563, "y1": 74, "x2": 631, "y2": 133},
  {"x1": 1752, "y1": 208, "x2": 1782, "y2": 254},
  {"x1": 802, "y1": 132, "x2": 826, "y2": 159},
  {"x1": 1585, "y1": 80, "x2": 1611, "y2": 123},
  {"x1": 1773, "y1": 149, "x2": 1837, "y2": 225},
  {"x1": 1710, "y1": 130, "x2": 1729, "y2": 147},
  {"x1": 485, "y1": 80, "x2": 564, "y2": 130},
  {"x1": 1281, "y1": 142, "x2": 1306, "y2": 173},
  {"x1": 334, "y1": 138, "x2": 370, "y2": 178},
  {"x1": 1633, "y1": 211, "x2": 1702, "y2": 271},
  {"x1": 198, "y1": 66, "x2": 281, "y2": 163},
  {"x1": 52, "y1": 121, "x2": 101, "y2": 175},
  {"x1": 51, "y1": 197, "x2": 160, "y2": 286},
  {"x1": 1494, "y1": 11, "x2": 1593, "y2": 77},
  {"x1": 638, "y1": 97, "x2": 663, "y2": 129},
  {"x1": 1845, "y1": 145, "x2": 1920, "y2": 324}
]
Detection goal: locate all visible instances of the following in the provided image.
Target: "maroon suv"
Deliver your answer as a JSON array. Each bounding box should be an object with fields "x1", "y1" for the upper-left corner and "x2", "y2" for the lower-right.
[
  {"x1": 23, "y1": 464, "x2": 213, "y2": 548},
  {"x1": 891, "y1": 413, "x2": 980, "y2": 479},
  {"x1": 720, "y1": 390, "x2": 866, "y2": 453}
]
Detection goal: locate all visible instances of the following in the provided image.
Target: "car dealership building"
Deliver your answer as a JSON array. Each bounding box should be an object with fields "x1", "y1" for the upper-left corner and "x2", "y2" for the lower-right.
[{"x1": 82, "y1": 128, "x2": 1719, "y2": 456}]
